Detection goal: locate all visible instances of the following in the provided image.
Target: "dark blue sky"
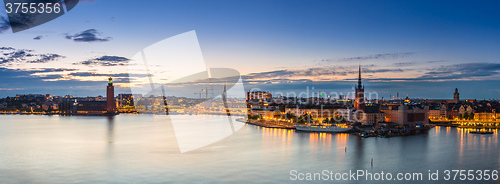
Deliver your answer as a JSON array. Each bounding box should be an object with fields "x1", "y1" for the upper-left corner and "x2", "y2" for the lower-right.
[{"x1": 0, "y1": 0, "x2": 499, "y2": 99}]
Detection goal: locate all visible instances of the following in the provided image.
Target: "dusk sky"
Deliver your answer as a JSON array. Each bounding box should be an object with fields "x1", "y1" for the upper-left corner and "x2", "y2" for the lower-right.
[{"x1": 1, "y1": 0, "x2": 500, "y2": 99}]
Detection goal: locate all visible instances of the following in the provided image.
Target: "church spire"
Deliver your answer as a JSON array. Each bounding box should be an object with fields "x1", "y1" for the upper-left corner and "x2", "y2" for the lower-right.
[{"x1": 357, "y1": 65, "x2": 363, "y2": 89}]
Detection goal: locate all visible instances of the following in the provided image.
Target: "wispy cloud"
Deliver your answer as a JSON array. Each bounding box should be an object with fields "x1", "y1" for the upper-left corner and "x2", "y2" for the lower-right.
[
  {"x1": 394, "y1": 62, "x2": 414, "y2": 66},
  {"x1": 0, "y1": 47, "x2": 15, "y2": 50},
  {"x1": 242, "y1": 66, "x2": 406, "y2": 84},
  {"x1": 33, "y1": 35, "x2": 43, "y2": 40},
  {"x1": 27, "y1": 68, "x2": 78, "y2": 73},
  {"x1": 73, "y1": 55, "x2": 130, "y2": 66},
  {"x1": 371, "y1": 63, "x2": 500, "y2": 82},
  {"x1": 243, "y1": 62, "x2": 500, "y2": 85},
  {"x1": 420, "y1": 63, "x2": 500, "y2": 80},
  {"x1": 0, "y1": 47, "x2": 64, "y2": 65},
  {"x1": 363, "y1": 68, "x2": 404, "y2": 73},
  {"x1": 339, "y1": 52, "x2": 415, "y2": 62},
  {"x1": 427, "y1": 60, "x2": 447, "y2": 63},
  {"x1": 317, "y1": 52, "x2": 416, "y2": 63},
  {"x1": 65, "y1": 29, "x2": 111, "y2": 42},
  {"x1": 68, "y1": 72, "x2": 130, "y2": 77}
]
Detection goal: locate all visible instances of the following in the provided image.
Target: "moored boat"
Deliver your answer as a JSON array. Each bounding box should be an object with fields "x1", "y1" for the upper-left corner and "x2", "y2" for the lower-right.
[
  {"x1": 469, "y1": 131, "x2": 494, "y2": 134},
  {"x1": 295, "y1": 124, "x2": 352, "y2": 133}
]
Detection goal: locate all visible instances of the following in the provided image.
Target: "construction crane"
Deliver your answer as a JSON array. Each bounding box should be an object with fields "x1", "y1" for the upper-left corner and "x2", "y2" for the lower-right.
[{"x1": 201, "y1": 87, "x2": 214, "y2": 99}]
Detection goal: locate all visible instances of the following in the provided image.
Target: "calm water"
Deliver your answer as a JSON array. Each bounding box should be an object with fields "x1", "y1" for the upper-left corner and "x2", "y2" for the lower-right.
[{"x1": 0, "y1": 114, "x2": 499, "y2": 183}]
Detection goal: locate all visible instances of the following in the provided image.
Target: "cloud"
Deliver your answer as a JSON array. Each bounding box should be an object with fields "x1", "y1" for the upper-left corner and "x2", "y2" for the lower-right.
[
  {"x1": 30, "y1": 54, "x2": 63, "y2": 63},
  {"x1": 371, "y1": 63, "x2": 500, "y2": 82},
  {"x1": 427, "y1": 60, "x2": 447, "y2": 63},
  {"x1": 0, "y1": 47, "x2": 15, "y2": 50},
  {"x1": 394, "y1": 62, "x2": 414, "y2": 66},
  {"x1": 65, "y1": 29, "x2": 111, "y2": 42},
  {"x1": 69, "y1": 72, "x2": 130, "y2": 77},
  {"x1": 73, "y1": 55, "x2": 130, "y2": 66},
  {"x1": 27, "y1": 68, "x2": 78, "y2": 73},
  {"x1": 38, "y1": 74, "x2": 66, "y2": 80},
  {"x1": 33, "y1": 35, "x2": 43, "y2": 40},
  {"x1": 340, "y1": 52, "x2": 415, "y2": 62},
  {"x1": 241, "y1": 62, "x2": 500, "y2": 84},
  {"x1": 363, "y1": 68, "x2": 404, "y2": 73},
  {"x1": 419, "y1": 63, "x2": 500, "y2": 80},
  {"x1": 0, "y1": 47, "x2": 64, "y2": 65},
  {"x1": 243, "y1": 66, "x2": 404, "y2": 81},
  {"x1": 316, "y1": 52, "x2": 416, "y2": 63}
]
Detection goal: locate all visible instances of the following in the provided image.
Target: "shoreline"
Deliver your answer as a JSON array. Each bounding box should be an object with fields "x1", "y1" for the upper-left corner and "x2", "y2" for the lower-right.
[
  {"x1": 2, "y1": 113, "x2": 499, "y2": 130},
  {"x1": 239, "y1": 119, "x2": 296, "y2": 129}
]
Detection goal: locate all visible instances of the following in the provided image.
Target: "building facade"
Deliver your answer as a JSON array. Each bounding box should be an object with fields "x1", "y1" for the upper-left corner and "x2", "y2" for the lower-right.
[{"x1": 246, "y1": 91, "x2": 272, "y2": 102}]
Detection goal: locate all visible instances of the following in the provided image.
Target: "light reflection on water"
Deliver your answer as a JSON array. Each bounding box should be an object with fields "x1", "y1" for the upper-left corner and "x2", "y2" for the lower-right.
[{"x1": 0, "y1": 115, "x2": 499, "y2": 183}]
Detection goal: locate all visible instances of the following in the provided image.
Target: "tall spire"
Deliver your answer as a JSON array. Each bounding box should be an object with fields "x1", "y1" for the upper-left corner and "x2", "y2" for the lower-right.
[{"x1": 357, "y1": 65, "x2": 362, "y2": 89}]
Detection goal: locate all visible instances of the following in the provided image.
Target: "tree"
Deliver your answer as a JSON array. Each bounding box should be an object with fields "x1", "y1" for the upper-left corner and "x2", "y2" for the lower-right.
[
  {"x1": 247, "y1": 114, "x2": 260, "y2": 120},
  {"x1": 306, "y1": 114, "x2": 313, "y2": 124},
  {"x1": 46, "y1": 106, "x2": 54, "y2": 113},
  {"x1": 469, "y1": 112, "x2": 474, "y2": 120},
  {"x1": 297, "y1": 115, "x2": 306, "y2": 124},
  {"x1": 458, "y1": 114, "x2": 463, "y2": 120},
  {"x1": 447, "y1": 115, "x2": 452, "y2": 120},
  {"x1": 278, "y1": 105, "x2": 285, "y2": 113},
  {"x1": 285, "y1": 112, "x2": 296, "y2": 122},
  {"x1": 463, "y1": 112, "x2": 469, "y2": 120}
]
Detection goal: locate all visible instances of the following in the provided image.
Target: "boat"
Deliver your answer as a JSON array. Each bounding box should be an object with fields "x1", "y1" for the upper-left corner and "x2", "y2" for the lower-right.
[
  {"x1": 469, "y1": 131, "x2": 494, "y2": 134},
  {"x1": 295, "y1": 124, "x2": 352, "y2": 133}
]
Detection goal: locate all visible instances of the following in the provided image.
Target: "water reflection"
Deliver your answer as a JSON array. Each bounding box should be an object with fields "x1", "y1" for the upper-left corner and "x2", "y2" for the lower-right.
[
  {"x1": 0, "y1": 115, "x2": 499, "y2": 183},
  {"x1": 107, "y1": 116, "x2": 114, "y2": 144}
]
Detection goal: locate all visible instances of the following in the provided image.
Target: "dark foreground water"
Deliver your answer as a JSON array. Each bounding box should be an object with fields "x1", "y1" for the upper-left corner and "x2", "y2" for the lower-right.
[{"x1": 0, "y1": 115, "x2": 498, "y2": 183}]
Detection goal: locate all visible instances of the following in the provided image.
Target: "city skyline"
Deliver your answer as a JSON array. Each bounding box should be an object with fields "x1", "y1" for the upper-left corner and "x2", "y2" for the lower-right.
[{"x1": 1, "y1": 0, "x2": 500, "y2": 99}]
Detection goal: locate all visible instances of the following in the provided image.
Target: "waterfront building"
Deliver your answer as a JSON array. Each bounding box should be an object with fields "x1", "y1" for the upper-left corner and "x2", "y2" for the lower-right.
[
  {"x1": 445, "y1": 103, "x2": 460, "y2": 119},
  {"x1": 428, "y1": 105, "x2": 441, "y2": 120},
  {"x1": 246, "y1": 91, "x2": 272, "y2": 102},
  {"x1": 474, "y1": 112, "x2": 496, "y2": 121},
  {"x1": 381, "y1": 105, "x2": 429, "y2": 127},
  {"x1": 117, "y1": 94, "x2": 136, "y2": 113},
  {"x1": 458, "y1": 105, "x2": 473, "y2": 116},
  {"x1": 76, "y1": 101, "x2": 107, "y2": 114},
  {"x1": 357, "y1": 103, "x2": 384, "y2": 125}
]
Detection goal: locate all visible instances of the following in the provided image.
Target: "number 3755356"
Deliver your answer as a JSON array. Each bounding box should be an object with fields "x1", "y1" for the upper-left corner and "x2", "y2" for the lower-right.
[{"x1": 5, "y1": 3, "x2": 61, "y2": 14}]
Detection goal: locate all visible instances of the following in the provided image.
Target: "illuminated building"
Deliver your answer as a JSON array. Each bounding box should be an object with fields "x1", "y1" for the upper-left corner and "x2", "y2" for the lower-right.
[
  {"x1": 117, "y1": 94, "x2": 136, "y2": 113},
  {"x1": 77, "y1": 101, "x2": 107, "y2": 114},
  {"x1": 246, "y1": 91, "x2": 272, "y2": 102}
]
